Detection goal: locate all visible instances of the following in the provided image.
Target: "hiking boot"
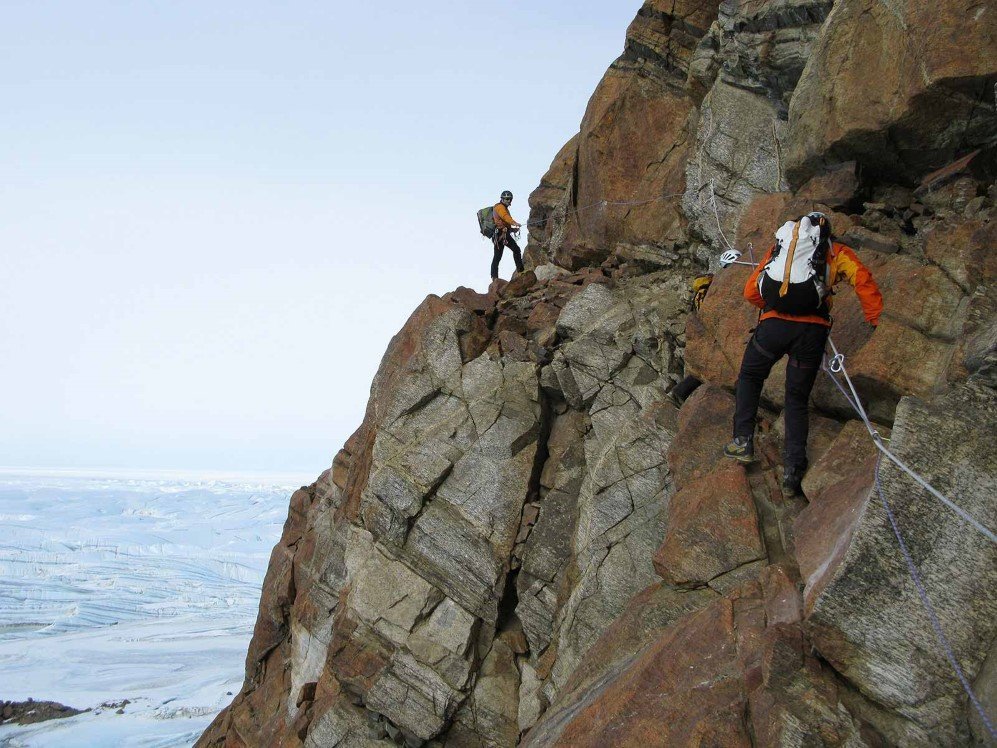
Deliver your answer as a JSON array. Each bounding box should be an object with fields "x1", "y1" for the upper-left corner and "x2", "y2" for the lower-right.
[
  {"x1": 782, "y1": 468, "x2": 804, "y2": 497},
  {"x1": 723, "y1": 436, "x2": 755, "y2": 463}
]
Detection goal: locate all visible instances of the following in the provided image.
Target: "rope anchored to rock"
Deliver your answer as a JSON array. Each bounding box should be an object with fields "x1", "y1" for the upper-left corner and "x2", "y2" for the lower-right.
[
  {"x1": 822, "y1": 337, "x2": 997, "y2": 545},
  {"x1": 822, "y1": 338, "x2": 997, "y2": 739},
  {"x1": 871, "y1": 451, "x2": 997, "y2": 740}
]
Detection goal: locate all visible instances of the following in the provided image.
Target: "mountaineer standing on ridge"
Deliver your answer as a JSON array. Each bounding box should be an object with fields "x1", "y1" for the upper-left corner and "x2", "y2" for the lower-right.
[
  {"x1": 491, "y1": 190, "x2": 524, "y2": 281},
  {"x1": 723, "y1": 212, "x2": 883, "y2": 497}
]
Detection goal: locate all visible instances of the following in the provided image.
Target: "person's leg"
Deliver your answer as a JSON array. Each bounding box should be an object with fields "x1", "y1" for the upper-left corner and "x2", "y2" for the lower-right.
[
  {"x1": 669, "y1": 375, "x2": 702, "y2": 406},
  {"x1": 506, "y1": 234, "x2": 524, "y2": 273},
  {"x1": 732, "y1": 319, "x2": 790, "y2": 440},
  {"x1": 491, "y1": 234, "x2": 505, "y2": 279},
  {"x1": 783, "y1": 323, "x2": 830, "y2": 477}
]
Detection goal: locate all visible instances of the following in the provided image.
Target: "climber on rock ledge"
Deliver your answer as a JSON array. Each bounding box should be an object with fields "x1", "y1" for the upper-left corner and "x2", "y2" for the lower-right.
[
  {"x1": 723, "y1": 212, "x2": 883, "y2": 497},
  {"x1": 491, "y1": 190, "x2": 524, "y2": 281}
]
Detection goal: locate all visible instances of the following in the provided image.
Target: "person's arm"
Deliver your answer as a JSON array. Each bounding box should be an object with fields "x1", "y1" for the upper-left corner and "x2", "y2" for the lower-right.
[
  {"x1": 830, "y1": 243, "x2": 883, "y2": 325},
  {"x1": 743, "y1": 246, "x2": 774, "y2": 309},
  {"x1": 495, "y1": 203, "x2": 519, "y2": 228}
]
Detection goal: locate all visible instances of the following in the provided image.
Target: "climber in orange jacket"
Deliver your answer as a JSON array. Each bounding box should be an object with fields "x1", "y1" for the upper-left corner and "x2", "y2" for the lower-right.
[
  {"x1": 491, "y1": 190, "x2": 524, "y2": 280},
  {"x1": 723, "y1": 212, "x2": 883, "y2": 497}
]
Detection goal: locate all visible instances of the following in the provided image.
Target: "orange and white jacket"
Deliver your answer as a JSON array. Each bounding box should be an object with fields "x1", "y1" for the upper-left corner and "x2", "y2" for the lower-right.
[
  {"x1": 493, "y1": 203, "x2": 519, "y2": 230},
  {"x1": 744, "y1": 242, "x2": 883, "y2": 327}
]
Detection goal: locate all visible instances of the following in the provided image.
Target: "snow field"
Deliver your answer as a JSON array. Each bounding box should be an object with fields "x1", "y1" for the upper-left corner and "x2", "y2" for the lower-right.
[{"x1": 0, "y1": 470, "x2": 297, "y2": 747}]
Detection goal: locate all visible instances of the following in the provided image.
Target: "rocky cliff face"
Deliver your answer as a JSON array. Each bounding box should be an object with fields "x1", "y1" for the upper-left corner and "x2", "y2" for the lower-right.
[{"x1": 199, "y1": 1, "x2": 997, "y2": 746}]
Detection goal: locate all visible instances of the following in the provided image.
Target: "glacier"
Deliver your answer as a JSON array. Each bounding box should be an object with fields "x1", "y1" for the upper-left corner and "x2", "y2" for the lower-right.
[{"x1": 0, "y1": 468, "x2": 297, "y2": 747}]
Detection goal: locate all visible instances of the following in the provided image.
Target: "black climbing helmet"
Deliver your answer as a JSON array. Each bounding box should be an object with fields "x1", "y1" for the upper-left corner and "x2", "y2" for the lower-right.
[{"x1": 500, "y1": 190, "x2": 513, "y2": 201}]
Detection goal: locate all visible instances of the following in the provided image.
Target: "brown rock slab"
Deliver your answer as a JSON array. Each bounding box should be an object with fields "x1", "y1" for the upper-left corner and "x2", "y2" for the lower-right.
[
  {"x1": 796, "y1": 161, "x2": 859, "y2": 209},
  {"x1": 793, "y1": 422, "x2": 878, "y2": 613},
  {"x1": 525, "y1": 576, "x2": 868, "y2": 748},
  {"x1": 683, "y1": 267, "x2": 756, "y2": 390},
  {"x1": 653, "y1": 461, "x2": 766, "y2": 587},
  {"x1": 527, "y1": 1, "x2": 718, "y2": 270},
  {"x1": 786, "y1": 0, "x2": 997, "y2": 184},
  {"x1": 667, "y1": 384, "x2": 736, "y2": 488},
  {"x1": 528, "y1": 597, "x2": 753, "y2": 747}
]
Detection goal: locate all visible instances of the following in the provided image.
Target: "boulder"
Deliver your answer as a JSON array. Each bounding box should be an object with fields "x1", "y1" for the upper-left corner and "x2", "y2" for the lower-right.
[
  {"x1": 801, "y1": 386, "x2": 997, "y2": 745},
  {"x1": 653, "y1": 461, "x2": 766, "y2": 587},
  {"x1": 785, "y1": 0, "x2": 997, "y2": 184},
  {"x1": 524, "y1": 574, "x2": 870, "y2": 747}
]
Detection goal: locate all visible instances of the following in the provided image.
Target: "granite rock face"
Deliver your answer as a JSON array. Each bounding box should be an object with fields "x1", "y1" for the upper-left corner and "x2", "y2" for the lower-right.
[
  {"x1": 525, "y1": 0, "x2": 719, "y2": 271},
  {"x1": 797, "y1": 386, "x2": 997, "y2": 746},
  {"x1": 201, "y1": 1, "x2": 997, "y2": 745},
  {"x1": 785, "y1": 0, "x2": 997, "y2": 184}
]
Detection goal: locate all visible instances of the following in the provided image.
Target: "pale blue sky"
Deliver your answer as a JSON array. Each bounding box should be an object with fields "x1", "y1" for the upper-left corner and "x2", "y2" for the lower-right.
[{"x1": 1, "y1": 1, "x2": 641, "y2": 476}]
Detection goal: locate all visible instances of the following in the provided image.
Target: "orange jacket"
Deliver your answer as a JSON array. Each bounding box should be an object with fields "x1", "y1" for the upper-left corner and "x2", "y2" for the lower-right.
[
  {"x1": 493, "y1": 203, "x2": 519, "y2": 230},
  {"x1": 744, "y1": 242, "x2": 883, "y2": 327}
]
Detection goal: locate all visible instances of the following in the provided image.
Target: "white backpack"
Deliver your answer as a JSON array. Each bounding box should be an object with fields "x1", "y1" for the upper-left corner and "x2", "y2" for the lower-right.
[{"x1": 758, "y1": 214, "x2": 831, "y2": 315}]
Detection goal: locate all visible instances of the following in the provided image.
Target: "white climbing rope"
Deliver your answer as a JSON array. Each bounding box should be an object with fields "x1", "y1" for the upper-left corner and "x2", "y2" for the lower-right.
[
  {"x1": 707, "y1": 179, "x2": 737, "y2": 252},
  {"x1": 821, "y1": 344, "x2": 996, "y2": 738},
  {"x1": 822, "y1": 337, "x2": 997, "y2": 545}
]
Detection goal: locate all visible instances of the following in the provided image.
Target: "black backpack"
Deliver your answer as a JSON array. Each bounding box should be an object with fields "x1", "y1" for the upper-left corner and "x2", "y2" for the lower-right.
[{"x1": 759, "y1": 214, "x2": 832, "y2": 316}]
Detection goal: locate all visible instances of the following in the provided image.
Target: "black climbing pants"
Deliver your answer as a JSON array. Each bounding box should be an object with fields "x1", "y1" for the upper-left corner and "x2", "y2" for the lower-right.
[
  {"x1": 733, "y1": 317, "x2": 830, "y2": 472},
  {"x1": 491, "y1": 229, "x2": 524, "y2": 279}
]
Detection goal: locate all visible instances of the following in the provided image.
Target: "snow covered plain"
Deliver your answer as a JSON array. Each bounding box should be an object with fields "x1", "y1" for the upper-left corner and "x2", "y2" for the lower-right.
[{"x1": 0, "y1": 468, "x2": 302, "y2": 747}]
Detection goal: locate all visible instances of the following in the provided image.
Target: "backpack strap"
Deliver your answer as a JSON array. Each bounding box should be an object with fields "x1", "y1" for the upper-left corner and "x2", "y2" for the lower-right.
[{"x1": 779, "y1": 221, "x2": 802, "y2": 297}]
